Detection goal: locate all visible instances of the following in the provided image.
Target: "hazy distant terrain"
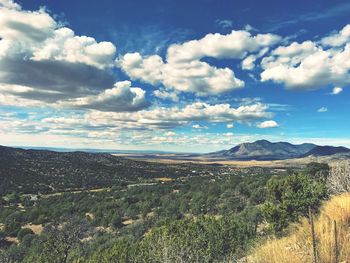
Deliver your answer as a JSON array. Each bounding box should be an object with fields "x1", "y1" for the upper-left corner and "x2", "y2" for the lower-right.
[{"x1": 113, "y1": 140, "x2": 350, "y2": 166}]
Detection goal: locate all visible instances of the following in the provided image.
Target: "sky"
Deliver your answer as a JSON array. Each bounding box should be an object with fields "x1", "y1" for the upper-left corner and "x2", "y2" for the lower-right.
[{"x1": 0, "y1": 0, "x2": 350, "y2": 153}]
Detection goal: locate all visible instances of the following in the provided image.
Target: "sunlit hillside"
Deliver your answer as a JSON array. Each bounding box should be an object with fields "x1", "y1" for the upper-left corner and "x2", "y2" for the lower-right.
[{"x1": 250, "y1": 193, "x2": 350, "y2": 263}]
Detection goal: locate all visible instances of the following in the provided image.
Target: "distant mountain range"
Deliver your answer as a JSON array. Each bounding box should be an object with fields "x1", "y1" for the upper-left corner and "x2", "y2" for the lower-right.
[
  {"x1": 205, "y1": 140, "x2": 350, "y2": 160},
  {"x1": 12, "y1": 146, "x2": 183, "y2": 155},
  {"x1": 1, "y1": 141, "x2": 350, "y2": 163}
]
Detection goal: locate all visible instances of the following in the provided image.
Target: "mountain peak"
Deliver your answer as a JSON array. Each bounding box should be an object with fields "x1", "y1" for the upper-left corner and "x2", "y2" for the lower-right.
[
  {"x1": 206, "y1": 140, "x2": 350, "y2": 160},
  {"x1": 252, "y1": 139, "x2": 274, "y2": 146},
  {"x1": 207, "y1": 140, "x2": 316, "y2": 160}
]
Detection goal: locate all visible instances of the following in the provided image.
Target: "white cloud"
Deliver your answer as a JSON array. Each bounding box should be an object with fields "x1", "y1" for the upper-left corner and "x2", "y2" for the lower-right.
[
  {"x1": 321, "y1": 24, "x2": 350, "y2": 47},
  {"x1": 164, "y1": 131, "x2": 176, "y2": 136},
  {"x1": 32, "y1": 27, "x2": 116, "y2": 69},
  {"x1": 0, "y1": 1, "x2": 130, "y2": 111},
  {"x1": 117, "y1": 53, "x2": 163, "y2": 85},
  {"x1": 192, "y1": 124, "x2": 208, "y2": 129},
  {"x1": 241, "y1": 55, "x2": 257, "y2": 70},
  {"x1": 1, "y1": 101, "x2": 271, "y2": 150},
  {"x1": 56, "y1": 81, "x2": 149, "y2": 112},
  {"x1": 318, "y1": 107, "x2": 328, "y2": 113},
  {"x1": 163, "y1": 60, "x2": 244, "y2": 95},
  {"x1": 0, "y1": 4, "x2": 116, "y2": 69},
  {"x1": 118, "y1": 52, "x2": 244, "y2": 95},
  {"x1": 86, "y1": 102, "x2": 273, "y2": 130},
  {"x1": 8, "y1": 106, "x2": 350, "y2": 152},
  {"x1": 0, "y1": 4, "x2": 56, "y2": 43},
  {"x1": 241, "y1": 47, "x2": 269, "y2": 70},
  {"x1": 166, "y1": 30, "x2": 281, "y2": 63},
  {"x1": 0, "y1": 80, "x2": 149, "y2": 113},
  {"x1": 261, "y1": 25, "x2": 350, "y2": 91},
  {"x1": 257, "y1": 120, "x2": 279, "y2": 128},
  {"x1": 118, "y1": 29, "x2": 281, "y2": 95},
  {"x1": 0, "y1": 0, "x2": 20, "y2": 9},
  {"x1": 332, "y1": 86, "x2": 343, "y2": 95},
  {"x1": 153, "y1": 89, "x2": 179, "y2": 102}
]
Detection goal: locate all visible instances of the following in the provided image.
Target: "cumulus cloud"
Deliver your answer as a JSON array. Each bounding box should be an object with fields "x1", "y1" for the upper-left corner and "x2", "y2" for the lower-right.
[
  {"x1": 321, "y1": 24, "x2": 350, "y2": 47},
  {"x1": 0, "y1": 0, "x2": 20, "y2": 9},
  {"x1": 318, "y1": 107, "x2": 328, "y2": 113},
  {"x1": 332, "y1": 86, "x2": 343, "y2": 95},
  {"x1": 153, "y1": 89, "x2": 179, "y2": 102},
  {"x1": 166, "y1": 30, "x2": 281, "y2": 63},
  {"x1": 257, "y1": 120, "x2": 279, "y2": 128},
  {"x1": 118, "y1": 30, "x2": 281, "y2": 95},
  {"x1": 86, "y1": 102, "x2": 273, "y2": 130},
  {"x1": 117, "y1": 53, "x2": 163, "y2": 85},
  {"x1": 0, "y1": 59, "x2": 115, "y2": 103},
  {"x1": 241, "y1": 47, "x2": 269, "y2": 70},
  {"x1": 261, "y1": 25, "x2": 350, "y2": 91},
  {"x1": 31, "y1": 27, "x2": 116, "y2": 69},
  {"x1": 56, "y1": 81, "x2": 149, "y2": 112},
  {"x1": 192, "y1": 124, "x2": 208, "y2": 129},
  {"x1": 11, "y1": 101, "x2": 271, "y2": 144},
  {"x1": 118, "y1": 52, "x2": 244, "y2": 95},
  {"x1": 241, "y1": 55, "x2": 257, "y2": 70},
  {"x1": 0, "y1": 4, "x2": 56, "y2": 43},
  {"x1": 0, "y1": 1, "x2": 142, "y2": 112}
]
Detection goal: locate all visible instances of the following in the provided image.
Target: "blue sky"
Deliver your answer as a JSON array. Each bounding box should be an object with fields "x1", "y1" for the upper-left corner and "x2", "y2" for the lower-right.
[{"x1": 0, "y1": 0, "x2": 349, "y2": 152}]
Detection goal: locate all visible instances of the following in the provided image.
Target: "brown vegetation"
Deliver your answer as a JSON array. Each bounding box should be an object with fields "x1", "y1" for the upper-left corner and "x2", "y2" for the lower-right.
[{"x1": 250, "y1": 193, "x2": 350, "y2": 263}]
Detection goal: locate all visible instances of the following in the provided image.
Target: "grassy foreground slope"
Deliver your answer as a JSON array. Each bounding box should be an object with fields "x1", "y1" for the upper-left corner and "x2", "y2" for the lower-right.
[{"x1": 251, "y1": 193, "x2": 350, "y2": 263}]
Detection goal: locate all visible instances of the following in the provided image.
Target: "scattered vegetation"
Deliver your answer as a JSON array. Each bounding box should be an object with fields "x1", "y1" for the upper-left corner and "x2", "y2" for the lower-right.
[{"x1": 1, "y1": 147, "x2": 349, "y2": 262}]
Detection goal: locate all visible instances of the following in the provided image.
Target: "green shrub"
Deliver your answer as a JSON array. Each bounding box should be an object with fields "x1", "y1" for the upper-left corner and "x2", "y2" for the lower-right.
[
  {"x1": 17, "y1": 228, "x2": 34, "y2": 243},
  {"x1": 262, "y1": 173, "x2": 327, "y2": 233}
]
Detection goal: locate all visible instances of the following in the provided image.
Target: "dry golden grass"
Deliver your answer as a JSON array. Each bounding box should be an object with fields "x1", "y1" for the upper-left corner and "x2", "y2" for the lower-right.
[
  {"x1": 4, "y1": 236, "x2": 19, "y2": 244},
  {"x1": 85, "y1": 212, "x2": 94, "y2": 220},
  {"x1": 122, "y1": 219, "x2": 134, "y2": 225},
  {"x1": 154, "y1": 177, "x2": 174, "y2": 182},
  {"x1": 250, "y1": 193, "x2": 350, "y2": 263},
  {"x1": 23, "y1": 223, "x2": 43, "y2": 235}
]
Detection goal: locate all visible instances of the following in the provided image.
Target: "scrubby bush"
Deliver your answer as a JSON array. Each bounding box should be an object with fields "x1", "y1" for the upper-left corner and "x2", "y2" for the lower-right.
[
  {"x1": 17, "y1": 228, "x2": 34, "y2": 243},
  {"x1": 262, "y1": 173, "x2": 327, "y2": 233}
]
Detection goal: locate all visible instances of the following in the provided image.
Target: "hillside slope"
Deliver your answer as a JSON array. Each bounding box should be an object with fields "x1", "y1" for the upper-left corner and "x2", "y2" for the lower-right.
[
  {"x1": 205, "y1": 140, "x2": 350, "y2": 160},
  {"x1": 205, "y1": 140, "x2": 317, "y2": 160},
  {"x1": 250, "y1": 193, "x2": 350, "y2": 263},
  {"x1": 0, "y1": 145, "x2": 214, "y2": 195},
  {"x1": 302, "y1": 145, "x2": 350, "y2": 157}
]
